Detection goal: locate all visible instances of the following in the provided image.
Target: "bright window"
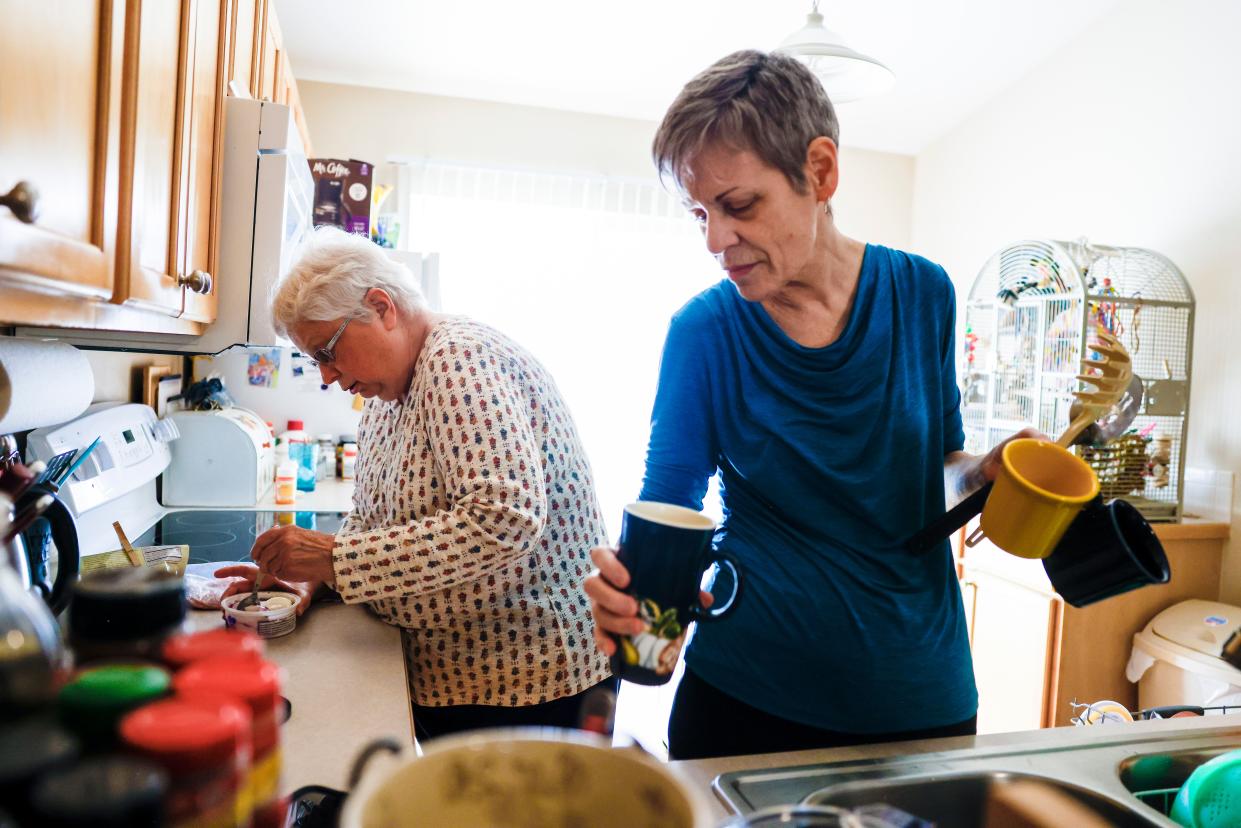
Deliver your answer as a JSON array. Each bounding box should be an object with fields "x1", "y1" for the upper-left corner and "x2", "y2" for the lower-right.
[{"x1": 401, "y1": 160, "x2": 723, "y2": 756}]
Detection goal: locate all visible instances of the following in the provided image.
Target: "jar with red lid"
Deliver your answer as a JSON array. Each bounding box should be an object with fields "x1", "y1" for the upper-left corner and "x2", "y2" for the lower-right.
[
  {"x1": 175, "y1": 657, "x2": 284, "y2": 827},
  {"x1": 162, "y1": 628, "x2": 265, "y2": 670},
  {"x1": 120, "y1": 696, "x2": 252, "y2": 828}
]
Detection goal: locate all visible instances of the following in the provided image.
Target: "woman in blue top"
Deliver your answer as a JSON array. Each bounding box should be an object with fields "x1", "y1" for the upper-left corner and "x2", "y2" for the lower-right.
[{"x1": 585, "y1": 50, "x2": 1039, "y2": 760}]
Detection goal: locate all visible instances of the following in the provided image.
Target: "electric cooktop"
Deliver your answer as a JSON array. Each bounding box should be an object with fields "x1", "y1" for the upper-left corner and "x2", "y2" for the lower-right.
[{"x1": 132, "y1": 510, "x2": 348, "y2": 565}]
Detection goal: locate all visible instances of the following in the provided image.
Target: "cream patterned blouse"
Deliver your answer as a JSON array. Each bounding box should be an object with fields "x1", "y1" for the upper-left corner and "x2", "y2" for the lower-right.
[{"x1": 331, "y1": 316, "x2": 611, "y2": 707}]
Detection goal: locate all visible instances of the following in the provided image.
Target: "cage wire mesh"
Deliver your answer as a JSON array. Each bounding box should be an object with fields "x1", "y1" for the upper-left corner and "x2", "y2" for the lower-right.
[{"x1": 961, "y1": 238, "x2": 1194, "y2": 521}]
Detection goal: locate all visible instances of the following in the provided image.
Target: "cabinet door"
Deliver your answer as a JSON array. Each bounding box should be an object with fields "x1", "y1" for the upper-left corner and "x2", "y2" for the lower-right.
[
  {"x1": 227, "y1": 0, "x2": 261, "y2": 97},
  {"x1": 0, "y1": 0, "x2": 122, "y2": 323},
  {"x1": 257, "y1": 0, "x2": 282, "y2": 103},
  {"x1": 114, "y1": 0, "x2": 221, "y2": 324},
  {"x1": 968, "y1": 567, "x2": 1062, "y2": 735}
]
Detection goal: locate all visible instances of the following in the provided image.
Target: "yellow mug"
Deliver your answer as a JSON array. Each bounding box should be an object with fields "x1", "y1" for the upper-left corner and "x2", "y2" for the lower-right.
[{"x1": 970, "y1": 438, "x2": 1099, "y2": 559}]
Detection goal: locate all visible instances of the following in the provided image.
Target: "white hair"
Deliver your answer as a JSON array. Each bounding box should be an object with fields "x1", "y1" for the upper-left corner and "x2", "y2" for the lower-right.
[{"x1": 270, "y1": 226, "x2": 426, "y2": 338}]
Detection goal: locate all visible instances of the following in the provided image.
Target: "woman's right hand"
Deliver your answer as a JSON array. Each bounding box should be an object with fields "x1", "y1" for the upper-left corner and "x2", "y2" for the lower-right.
[
  {"x1": 214, "y1": 564, "x2": 320, "y2": 616},
  {"x1": 584, "y1": 547, "x2": 712, "y2": 657}
]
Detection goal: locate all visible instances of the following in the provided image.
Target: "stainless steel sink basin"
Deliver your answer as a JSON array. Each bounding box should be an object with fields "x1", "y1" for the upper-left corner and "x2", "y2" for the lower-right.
[
  {"x1": 1118, "y1": 746, "x2": 1233, "y2": 819},
  {"x1": 712, "y1": 720, "x2": 1241, "y2": 827},
  {"x1": 807, "y1": 770, "x2": 1151, "y2": 827}
]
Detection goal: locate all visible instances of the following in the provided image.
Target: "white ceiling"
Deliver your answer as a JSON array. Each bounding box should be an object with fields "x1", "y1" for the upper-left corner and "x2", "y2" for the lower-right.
[{"x1": 274, "y1": 0, "x2": 1122, "y2": 155}]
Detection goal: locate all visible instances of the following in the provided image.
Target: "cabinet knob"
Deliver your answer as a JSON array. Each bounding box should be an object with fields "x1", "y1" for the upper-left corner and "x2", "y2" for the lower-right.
[
  {"x1": 0, "y1": 180, "x2": 40, "y2": 224},
  {"x1": 178, "y1": 270, "x2": 213, "y2": 294}
]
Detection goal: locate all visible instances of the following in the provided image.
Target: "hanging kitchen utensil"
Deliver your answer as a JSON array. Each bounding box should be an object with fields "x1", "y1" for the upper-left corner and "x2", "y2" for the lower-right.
[
  {"x1": 908, "y1": 331, "x2": 1134, "y2": 554},
  {"x1": 11, "y1": 485, "x2": 80, "y2": 615}
]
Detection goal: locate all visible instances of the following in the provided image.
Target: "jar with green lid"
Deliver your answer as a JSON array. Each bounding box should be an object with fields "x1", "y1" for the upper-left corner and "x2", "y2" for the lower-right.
[{"x1": 58, "y1": 664, "x2": 171, "y2": 752}]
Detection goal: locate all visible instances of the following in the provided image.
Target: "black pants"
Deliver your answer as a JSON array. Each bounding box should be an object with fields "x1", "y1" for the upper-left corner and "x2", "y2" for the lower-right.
[
  {"x1": 668, "y1": 668, "x2": 977, "y2": 760},
  {"x1": 412, "y1": 677, "x2": 619, "y2": 742}
]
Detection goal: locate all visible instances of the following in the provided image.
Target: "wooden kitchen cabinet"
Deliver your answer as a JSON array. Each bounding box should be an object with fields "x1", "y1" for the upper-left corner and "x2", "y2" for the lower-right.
[
  {"x1": 960, "y1": 519, "x2": 1231, "y2": 732},
  {"x1": 113, "y1": 0, "x2": 224, "y2": 325},
  {"x1": 1, "y1": 0, "x2": 313, "y2": 335},
  {"x1": 0, "y1": 0, "x2": 123, "y2": 326}
]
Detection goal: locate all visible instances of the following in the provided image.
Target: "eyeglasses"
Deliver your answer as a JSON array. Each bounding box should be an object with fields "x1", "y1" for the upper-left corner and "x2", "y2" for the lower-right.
[{"x1": 309, "y1": 317, "x2": 353, "y2": 367}]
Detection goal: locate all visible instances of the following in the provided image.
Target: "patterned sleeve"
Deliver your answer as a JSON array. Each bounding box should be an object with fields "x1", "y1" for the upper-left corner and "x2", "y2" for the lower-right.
[{"x1": 330, "y1": 337, "x2": 549, "y2": 603}]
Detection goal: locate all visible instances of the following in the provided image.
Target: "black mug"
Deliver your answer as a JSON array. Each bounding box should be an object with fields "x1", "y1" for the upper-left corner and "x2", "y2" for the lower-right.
[
  {"x1": 1042, "y1": 496, "x2": 1170, "y2": 607},
  {"x1": 609, "y1": 502, "x2": 742, "y2": 686}
]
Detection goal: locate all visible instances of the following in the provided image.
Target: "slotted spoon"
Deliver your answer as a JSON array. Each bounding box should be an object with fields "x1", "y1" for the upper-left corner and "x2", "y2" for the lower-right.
[{"x1": 907, "y1": 330, "x2": 1135, "y2": 554}]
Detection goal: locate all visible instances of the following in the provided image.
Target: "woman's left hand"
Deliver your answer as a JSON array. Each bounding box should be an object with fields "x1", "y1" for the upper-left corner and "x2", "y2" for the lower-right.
[{"x1": 249, "y1": 525, "x2": 338, "y2": 587}]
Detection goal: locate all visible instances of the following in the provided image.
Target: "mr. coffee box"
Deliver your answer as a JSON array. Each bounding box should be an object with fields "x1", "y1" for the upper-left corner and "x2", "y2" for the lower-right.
[{"x1": 309, "y1": 158, "x2": 373, "y2": 236}]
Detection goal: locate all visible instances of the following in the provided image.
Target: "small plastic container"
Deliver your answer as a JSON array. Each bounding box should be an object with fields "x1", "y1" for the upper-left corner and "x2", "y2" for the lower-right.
[
  {"x1": 341, "y1": 441, "x2": 357, "y2": 480},
  {"x1": 162, "y1": 628, "x2": 265, "y2": 670},
  {"x1": 68, "y1": 567, "x2": 188, "y2": 667},
  {"x1": 175, "y1": 657, "x2": 284, "y2": 827},
  {"x1": 57, "y1": 664, "x2": 171, "y2": 752},
  {"x1": 274, "y1": 458, "x2": 297, "y2": 505},
  {"x1": 30, "y1": 756, "x2": 167, "y2": 827},
  {"x1": 120, "y1": 697, "x2": 251, "y2": 828},
  {"x1": 221, "y1": 592, "x2": 301, "y2": 639}
]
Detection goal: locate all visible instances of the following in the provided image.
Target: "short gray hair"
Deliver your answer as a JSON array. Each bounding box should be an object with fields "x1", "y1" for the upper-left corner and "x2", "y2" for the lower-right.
[
  {"x1": 271, "y1": 226, "x2": 425, "y2": 338},
  {"x1": 653, "y1": 50, "x2": 840, "y2": 196}
]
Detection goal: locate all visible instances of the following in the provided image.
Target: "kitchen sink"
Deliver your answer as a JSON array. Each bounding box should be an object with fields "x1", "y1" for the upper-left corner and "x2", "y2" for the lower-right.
[
  {"x1": 807, "y1": 770, "x2": 1151, "y2": 827},
  {"x1": 712, "y1": 720, "x2": 1241, "y2": 827},
  {"x1": 1118, "y1": 746, "x2": 1234, "y2": 819}
]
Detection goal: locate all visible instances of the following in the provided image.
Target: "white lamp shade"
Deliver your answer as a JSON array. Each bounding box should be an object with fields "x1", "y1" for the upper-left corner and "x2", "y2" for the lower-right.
[{"x1": 776, "y1": 11, "x2": 895, "y2": 103}]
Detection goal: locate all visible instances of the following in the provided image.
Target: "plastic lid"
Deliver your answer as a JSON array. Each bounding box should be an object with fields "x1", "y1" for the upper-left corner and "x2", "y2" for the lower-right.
[
  {"x1": 174, "y1": 657, "x2": 282, "y2": 715},
  {"x1": 286, "y1": 420, "x2": 304, "y2": 431},
  {"x1": 0, "y1": 718, "x2": 79, "y2": 784},
  {"x1": 316, "y1": 433, "x2": 334, "y2": 442},
  {"x1": 1149, "y1": 599, "x2": 1241, "y2": 656},
  {"x1": 120, "y1": 698, "x2": 248, "y2": 766},
  {"x1": 162, "y1": 629, "x2": 265, "y2": 668},
  {"x1": 31, "y1": 756, "x2": 167, "y2": 827},
  {"x1": 59, "y1": 665, "x2": 171, "y2": 711}
]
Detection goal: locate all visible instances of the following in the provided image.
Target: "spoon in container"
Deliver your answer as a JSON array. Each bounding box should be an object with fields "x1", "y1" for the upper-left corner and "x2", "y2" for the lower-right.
[{"x1": 237, "y1": 569, "x2": 264, "y2": 610}]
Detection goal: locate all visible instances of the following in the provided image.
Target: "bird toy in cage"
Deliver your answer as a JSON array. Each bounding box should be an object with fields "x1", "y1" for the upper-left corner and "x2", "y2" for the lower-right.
[{"x1": 1090, "y1": 277, "x2": 1124, "y2": 335}]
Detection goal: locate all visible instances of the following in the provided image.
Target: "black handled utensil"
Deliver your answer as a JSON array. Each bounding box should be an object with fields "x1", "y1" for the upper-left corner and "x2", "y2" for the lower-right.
[{"x1": 907, "y1": 370, "x2": 1145, "y2": 554}]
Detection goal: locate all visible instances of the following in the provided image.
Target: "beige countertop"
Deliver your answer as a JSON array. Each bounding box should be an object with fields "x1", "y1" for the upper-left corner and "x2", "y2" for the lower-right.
[
  {"x1": 189, "y1": 600, "x2": 411, "y2": 794},
  {"x1": 255, "y1": 477, "x2": 355, "y2": 513}
]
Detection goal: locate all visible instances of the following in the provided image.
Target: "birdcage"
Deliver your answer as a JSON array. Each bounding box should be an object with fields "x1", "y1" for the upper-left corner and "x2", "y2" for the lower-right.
[{"x1": 961, "y1": 238, "x2": 1195, "y2": 522}]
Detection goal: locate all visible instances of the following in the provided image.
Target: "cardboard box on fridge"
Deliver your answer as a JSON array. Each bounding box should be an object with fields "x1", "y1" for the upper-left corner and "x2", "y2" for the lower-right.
[{"x1": 309, "y1": 158, "x2": 374, "y2": 236}]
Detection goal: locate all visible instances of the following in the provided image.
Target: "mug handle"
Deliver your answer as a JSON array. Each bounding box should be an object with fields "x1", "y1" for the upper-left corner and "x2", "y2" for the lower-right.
[
  {"x1": 347, "y1": 737, "x2": 405, "y2": 790},
  {"x1": 688, "y1": 550, "x2": 742, "y2": 623}
]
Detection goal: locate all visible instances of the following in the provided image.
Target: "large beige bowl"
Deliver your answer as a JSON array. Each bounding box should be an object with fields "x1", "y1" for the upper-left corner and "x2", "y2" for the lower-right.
[{"x1": 340, "y1": 727, "x2": 713, "y2": 828}]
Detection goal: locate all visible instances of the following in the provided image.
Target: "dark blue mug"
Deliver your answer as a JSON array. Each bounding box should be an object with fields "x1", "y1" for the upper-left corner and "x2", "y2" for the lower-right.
[{"x1": 609, "y1": 502, "x2": 743, "y2": 686}]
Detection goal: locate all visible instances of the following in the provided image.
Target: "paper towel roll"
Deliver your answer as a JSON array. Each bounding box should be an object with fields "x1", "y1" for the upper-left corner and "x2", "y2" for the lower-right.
[{"x1": 0, "y1": 338, "x2": 95, "y2": 433}]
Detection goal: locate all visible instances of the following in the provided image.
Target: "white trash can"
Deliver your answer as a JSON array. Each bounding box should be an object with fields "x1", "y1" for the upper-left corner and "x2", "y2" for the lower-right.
[{"x1": 1127, "y1": 599, "x2": 1241, "y2": 714}]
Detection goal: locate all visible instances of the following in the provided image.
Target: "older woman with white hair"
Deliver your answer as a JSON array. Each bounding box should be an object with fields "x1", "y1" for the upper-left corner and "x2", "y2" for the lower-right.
[{"x1": 220, "y1": 227, "x2": 613, "y2": 739}]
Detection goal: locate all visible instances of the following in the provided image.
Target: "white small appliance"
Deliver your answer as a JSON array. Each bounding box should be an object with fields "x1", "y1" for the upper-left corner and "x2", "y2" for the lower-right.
[{"x1": 161, "y1": 407, "x2": 274, "y2": 507}]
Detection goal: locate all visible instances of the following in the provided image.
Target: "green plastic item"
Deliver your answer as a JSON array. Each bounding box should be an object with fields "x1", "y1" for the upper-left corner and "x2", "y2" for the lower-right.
[
  {"x1": 1169, "y1": 748, "x2": 1241, "y2": 827},
  {"x1": 57, "y1": 665, "x2": 171, "y2": 750}
]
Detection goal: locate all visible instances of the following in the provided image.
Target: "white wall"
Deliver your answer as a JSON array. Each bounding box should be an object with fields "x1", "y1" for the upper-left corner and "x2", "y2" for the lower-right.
[
  {"x1": 298, "y1": 80, "x2": 916, "y2": 250},
  {"x1": 911, "y1": 0, "x2": 1241, "y2": 599}
]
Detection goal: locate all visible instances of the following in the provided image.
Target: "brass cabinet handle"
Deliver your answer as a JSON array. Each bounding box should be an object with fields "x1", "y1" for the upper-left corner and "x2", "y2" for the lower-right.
[
  {"x1": 178, "y1": 270, "x2": 213, "y2": 294},
  {"x1": 1, "y1": 181, "x2": 39, "y2": 223}
]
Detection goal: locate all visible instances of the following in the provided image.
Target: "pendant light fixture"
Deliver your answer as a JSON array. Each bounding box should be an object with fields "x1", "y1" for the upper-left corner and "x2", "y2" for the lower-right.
[{"x1": 775, "y1": 1, "x2": 895, "y2": 103}]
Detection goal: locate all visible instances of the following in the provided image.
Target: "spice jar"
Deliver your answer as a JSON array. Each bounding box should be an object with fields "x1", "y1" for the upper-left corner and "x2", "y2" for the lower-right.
[
  {"x1": 162, "y1": 628, "x2": 265, "y2": 671},
  {"x1": 120, "y1": 696, "x2": 252, "y2": 828},
  {"x1": 57, "y1": 664, "x2": 171, "y2": 752},
  {"x1": 175, "y1": 657, "x2": 284, "y2": 827},
  {"x1": 30, "y1": 756, "x2": 168, "y2": 828},
  {"x1": 68, "y1": 567, "x2": 187, "y2": 666}
]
